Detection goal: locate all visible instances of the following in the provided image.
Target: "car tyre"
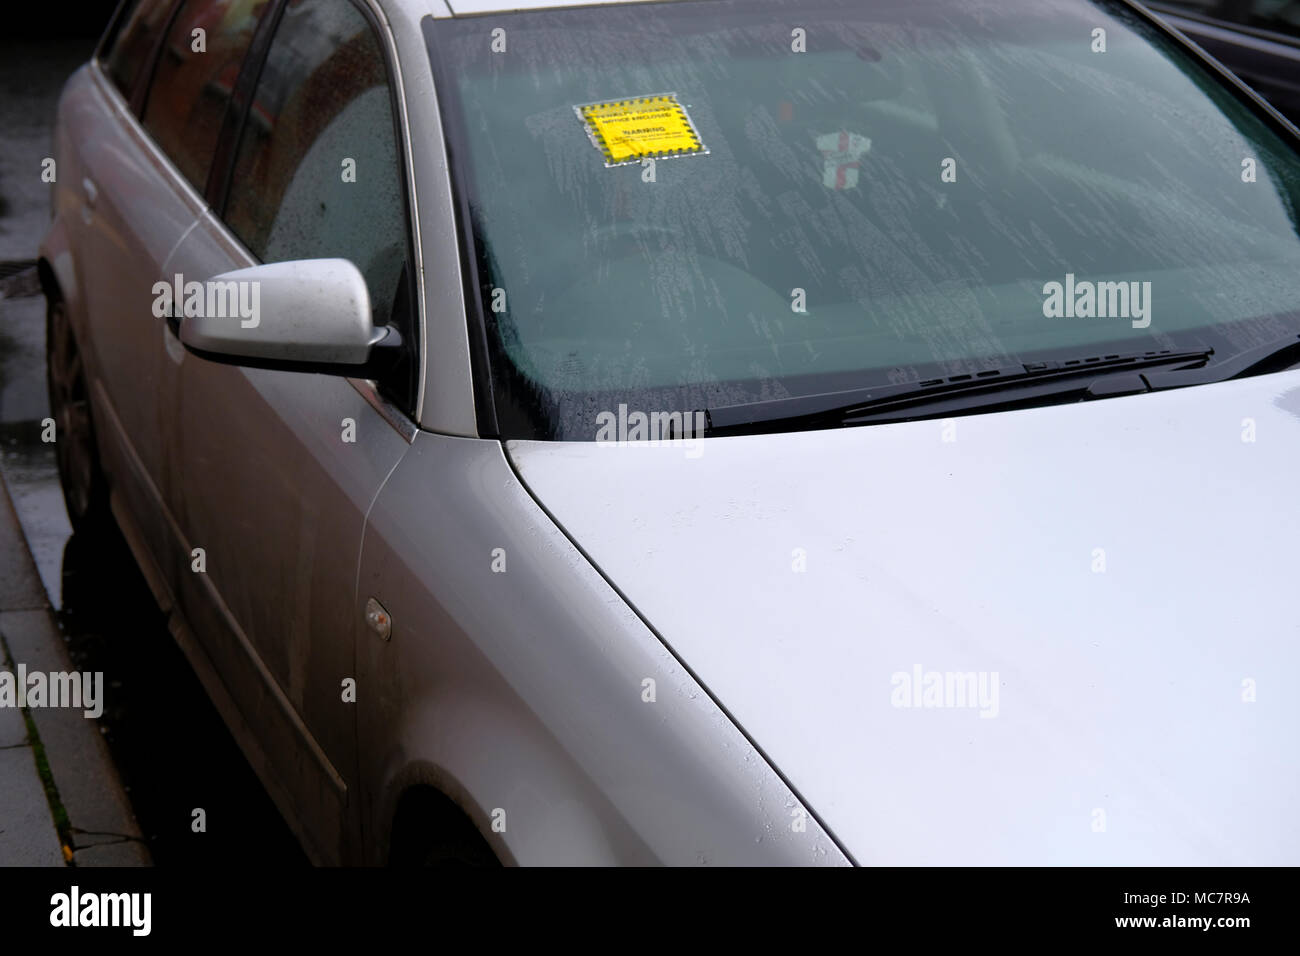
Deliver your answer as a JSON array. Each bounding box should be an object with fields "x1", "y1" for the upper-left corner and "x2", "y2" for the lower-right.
[{"x1": 46, "y1": 293, "x2": 109, "y2": 532}]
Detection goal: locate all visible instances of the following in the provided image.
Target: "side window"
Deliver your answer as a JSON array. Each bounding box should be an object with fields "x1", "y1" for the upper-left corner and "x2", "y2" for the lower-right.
[
  {"x1": 142, "y1": 0, "x2": 272, "y2": 193},
  {"x1": 224, "y1": 0, "x2": 416, "y2": 409},
  {"x1": 102, "y1": 0, "x2": 174, "y2": 103}
]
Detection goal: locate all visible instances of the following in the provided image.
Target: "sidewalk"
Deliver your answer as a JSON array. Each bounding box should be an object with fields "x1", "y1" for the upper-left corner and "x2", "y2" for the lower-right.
[
  {"x1": 0, "y1": 397, "x2": 150, "y2": 867},
  {"x1": 0, "y1": 475, "x2": 61, "y2": 864},
  {"x1": 0, "y1": 33, "x2": 148, "y2": 866}
]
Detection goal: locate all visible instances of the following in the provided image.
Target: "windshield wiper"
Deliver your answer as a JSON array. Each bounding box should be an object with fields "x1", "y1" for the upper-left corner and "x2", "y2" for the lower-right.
[
  {"x1": 1142, "y1": 331, "x2": 1300, "y2": 389},
  {"x1": 702, "y1": 347, "x2": 1215, "y2": 435},
  {"x1": 703, "y1": 331, "x2": 1300, "y2": 434}
]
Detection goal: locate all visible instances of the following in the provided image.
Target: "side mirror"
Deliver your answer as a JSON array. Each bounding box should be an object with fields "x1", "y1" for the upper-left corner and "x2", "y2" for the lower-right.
[{"x1": 173, "y1": 258, "x2": 400, "y2": 375}]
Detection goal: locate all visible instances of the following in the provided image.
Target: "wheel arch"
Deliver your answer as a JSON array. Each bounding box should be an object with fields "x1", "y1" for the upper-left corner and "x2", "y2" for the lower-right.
[{"x1": 380, "y1": 760, "x2": 512, "y2": 867}]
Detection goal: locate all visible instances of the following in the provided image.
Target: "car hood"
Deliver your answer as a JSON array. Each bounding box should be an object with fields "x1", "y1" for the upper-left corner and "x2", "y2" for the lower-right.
[{"x1": 506, "y1": 371, "x2": 1300, "y2": 864}]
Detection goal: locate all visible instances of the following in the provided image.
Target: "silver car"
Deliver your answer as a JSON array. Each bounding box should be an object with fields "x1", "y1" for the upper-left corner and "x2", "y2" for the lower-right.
[{"x1": 41, "y1": 0, "x2": 1300, "y2": 865}]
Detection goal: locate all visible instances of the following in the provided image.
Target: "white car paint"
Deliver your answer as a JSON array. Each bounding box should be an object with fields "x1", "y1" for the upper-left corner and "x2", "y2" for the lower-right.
[{"x1": 509, "y1": 371, "x2": 1300, "y2": 864}]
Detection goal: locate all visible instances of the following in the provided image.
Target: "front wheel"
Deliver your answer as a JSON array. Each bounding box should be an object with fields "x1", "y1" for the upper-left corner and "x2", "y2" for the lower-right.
[{"x1": 46, "y1": 294, "x2": 108, "y2": 531}]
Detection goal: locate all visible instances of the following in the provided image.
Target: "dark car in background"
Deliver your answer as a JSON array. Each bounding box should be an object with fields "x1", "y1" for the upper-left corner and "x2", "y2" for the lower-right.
[{"x1": 1148, "y1": 1, "x2": 1300, "y2": 123}]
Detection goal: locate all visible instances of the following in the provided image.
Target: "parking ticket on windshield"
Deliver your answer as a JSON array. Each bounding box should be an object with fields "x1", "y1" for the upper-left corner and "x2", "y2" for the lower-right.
[{"x1": 575, "y1": 93, "x2": 708, "y2": 167}]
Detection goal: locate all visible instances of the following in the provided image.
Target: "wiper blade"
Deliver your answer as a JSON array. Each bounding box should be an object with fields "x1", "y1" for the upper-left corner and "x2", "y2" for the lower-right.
[
  {"x1": 702, "y1": 347, "x2": 1214, "y2": 435},
  {"x1": 1143, "y1": 331, "x2": 1300, "y2": 389}
]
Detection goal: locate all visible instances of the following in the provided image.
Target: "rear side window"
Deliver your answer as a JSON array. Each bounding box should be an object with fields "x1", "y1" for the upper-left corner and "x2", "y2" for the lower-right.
[
  {"x1": 223, "y1": 0, "x2": 416, "y2": 408},
  {"x1": 102, "y1": 0, "x2": 174, "y2": 102},
  {"x1": 142, "y1": 0, "x2": 272, "y2": 193}
]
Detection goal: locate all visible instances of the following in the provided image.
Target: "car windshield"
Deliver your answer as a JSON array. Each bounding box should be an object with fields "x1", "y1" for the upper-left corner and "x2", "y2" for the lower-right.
[{"x1": 427, "y1": 0, "x2": 1300, "y2": 440}]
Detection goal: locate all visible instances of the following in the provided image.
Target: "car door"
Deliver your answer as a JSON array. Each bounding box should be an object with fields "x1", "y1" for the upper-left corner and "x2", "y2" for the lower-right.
[
  {"x1": 74, "y1": 0, "x2": 193, "y2": 587},
  {"x1": 157, "y1": 0, "x2": 418, "y2": 864}
]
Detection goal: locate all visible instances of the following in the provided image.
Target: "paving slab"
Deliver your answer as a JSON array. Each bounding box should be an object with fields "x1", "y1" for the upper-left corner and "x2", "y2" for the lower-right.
[
  {"x1": 0, "y1": 679, "x2": 27, "y2": 747},
  {"x1": 73, "y1": 839, "x2": 151, "y2": 867},
  {"x1": 1, "y1": 610, "x2": 145, "y2": 855},
  {"x1": 0, "y1": 746, "x2": 65, "y2": 866},
  {"x1": 0, "y1": 474, "x2": 149, "y2": 865},
  {"x1": 0, "y1": 452, "x2": 47, "y2": 611}
]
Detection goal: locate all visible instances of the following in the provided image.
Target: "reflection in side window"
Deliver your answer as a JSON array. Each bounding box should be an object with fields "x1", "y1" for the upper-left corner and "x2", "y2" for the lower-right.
[
  {"x1": 103, "y1": 0, "x2": 174, "y2": 103},
  {"x1": 143, "y1": 0, "x2": 271, "y2": 192}
]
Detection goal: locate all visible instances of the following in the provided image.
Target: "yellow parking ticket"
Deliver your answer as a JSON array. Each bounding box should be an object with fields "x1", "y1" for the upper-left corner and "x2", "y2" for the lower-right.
[{"x1": 575, "y1": 93, "x2": 708, "y2": 167}]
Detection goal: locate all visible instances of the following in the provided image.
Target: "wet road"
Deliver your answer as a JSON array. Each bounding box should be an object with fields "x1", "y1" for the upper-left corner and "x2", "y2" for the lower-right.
[{"x1": 0, "y1": 38, "x2": 306, "y2": 866}]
